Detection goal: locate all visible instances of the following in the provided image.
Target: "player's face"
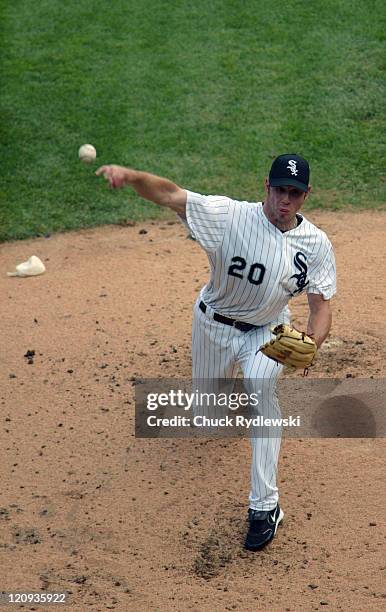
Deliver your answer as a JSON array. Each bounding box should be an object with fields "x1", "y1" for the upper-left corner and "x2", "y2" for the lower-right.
[{"x1": 264, "y1": 180, "x2": 311, "y2": 228}]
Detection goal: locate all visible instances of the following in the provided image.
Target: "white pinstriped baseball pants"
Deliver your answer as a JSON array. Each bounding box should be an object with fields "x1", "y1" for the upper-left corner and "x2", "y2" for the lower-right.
[{"x1": 192, "y1": 298, "x2": 289, "y2": 511}]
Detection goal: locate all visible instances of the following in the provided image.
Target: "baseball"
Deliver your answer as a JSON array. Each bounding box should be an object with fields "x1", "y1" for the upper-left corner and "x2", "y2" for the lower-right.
[{"x1": 78, "y1": 144, "x2": 96, "y2": 164}]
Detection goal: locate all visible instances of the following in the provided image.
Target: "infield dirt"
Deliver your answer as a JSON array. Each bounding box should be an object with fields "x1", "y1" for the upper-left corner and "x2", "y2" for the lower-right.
[{"x1": 1, "y1": 210, "x2": 385, "y2": 611}]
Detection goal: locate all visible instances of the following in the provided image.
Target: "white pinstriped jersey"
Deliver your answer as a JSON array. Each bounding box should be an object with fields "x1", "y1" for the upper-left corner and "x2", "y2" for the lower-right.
[{"x1": 185, "y1": 191, "x2": 336, "y2": 326}]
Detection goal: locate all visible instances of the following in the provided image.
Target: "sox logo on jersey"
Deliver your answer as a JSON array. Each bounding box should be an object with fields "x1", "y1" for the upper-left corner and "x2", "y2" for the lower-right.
[{"x1": 290, "y1": 252, "x2": 309, "y2": 294}]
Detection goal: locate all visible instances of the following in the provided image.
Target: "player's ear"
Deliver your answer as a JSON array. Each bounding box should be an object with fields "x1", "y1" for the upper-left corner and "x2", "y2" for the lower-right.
[
  {"x1": 304, "y1": 185, "x2": 312, "y2": 199},
  {"x1": 264, "y1": 177, "x2": 270, "y2": 193}
]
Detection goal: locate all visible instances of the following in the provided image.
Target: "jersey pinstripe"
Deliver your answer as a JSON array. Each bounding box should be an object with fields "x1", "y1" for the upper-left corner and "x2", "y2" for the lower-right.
[{"x1": 185, "y1": 190, "x2": 336, "y2": 325}]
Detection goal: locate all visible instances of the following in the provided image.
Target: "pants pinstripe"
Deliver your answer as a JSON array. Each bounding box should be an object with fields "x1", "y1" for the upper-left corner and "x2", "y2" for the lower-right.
[{"x1": 192, "y1": 299, "x2": 288, "y2": 511}]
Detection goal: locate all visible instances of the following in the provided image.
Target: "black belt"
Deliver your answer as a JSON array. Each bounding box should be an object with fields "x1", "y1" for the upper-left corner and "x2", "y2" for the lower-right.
[{"x1": 199, "y1": 301, "x2": 258, "y2": 332}]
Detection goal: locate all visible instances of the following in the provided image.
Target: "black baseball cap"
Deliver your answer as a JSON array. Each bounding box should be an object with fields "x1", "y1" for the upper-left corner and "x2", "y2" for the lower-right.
[{"x1": 269, "y1": 153, "x2": 310, "y2": 192}]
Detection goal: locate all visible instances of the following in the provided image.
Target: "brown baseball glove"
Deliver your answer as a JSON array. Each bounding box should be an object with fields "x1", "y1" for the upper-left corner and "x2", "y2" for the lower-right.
[{"x1": 259, "y1": 324, "x2": 317, "y2": 370}]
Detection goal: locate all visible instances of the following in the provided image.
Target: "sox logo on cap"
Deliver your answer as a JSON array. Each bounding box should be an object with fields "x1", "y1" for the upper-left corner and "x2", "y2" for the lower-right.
[{"x1": 287, "y1": 160, "x2": 298, "y2": 176}]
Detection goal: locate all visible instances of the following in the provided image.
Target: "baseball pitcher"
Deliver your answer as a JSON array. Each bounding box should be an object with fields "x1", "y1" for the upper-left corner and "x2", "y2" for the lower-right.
[{"x1": 96, "y1": 154, "x2": 336, "y2": 551}]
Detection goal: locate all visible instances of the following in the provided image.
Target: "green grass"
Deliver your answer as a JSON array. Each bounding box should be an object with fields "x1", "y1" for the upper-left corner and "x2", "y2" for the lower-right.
[{"x1": 1, "y1": 0, "x2": 385, "y2": 241}]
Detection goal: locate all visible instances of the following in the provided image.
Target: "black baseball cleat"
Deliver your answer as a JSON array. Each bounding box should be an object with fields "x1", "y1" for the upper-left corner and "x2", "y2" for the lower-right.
[{"x1": 244, "y1": 504, "x2": 284, "y2": 551}]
